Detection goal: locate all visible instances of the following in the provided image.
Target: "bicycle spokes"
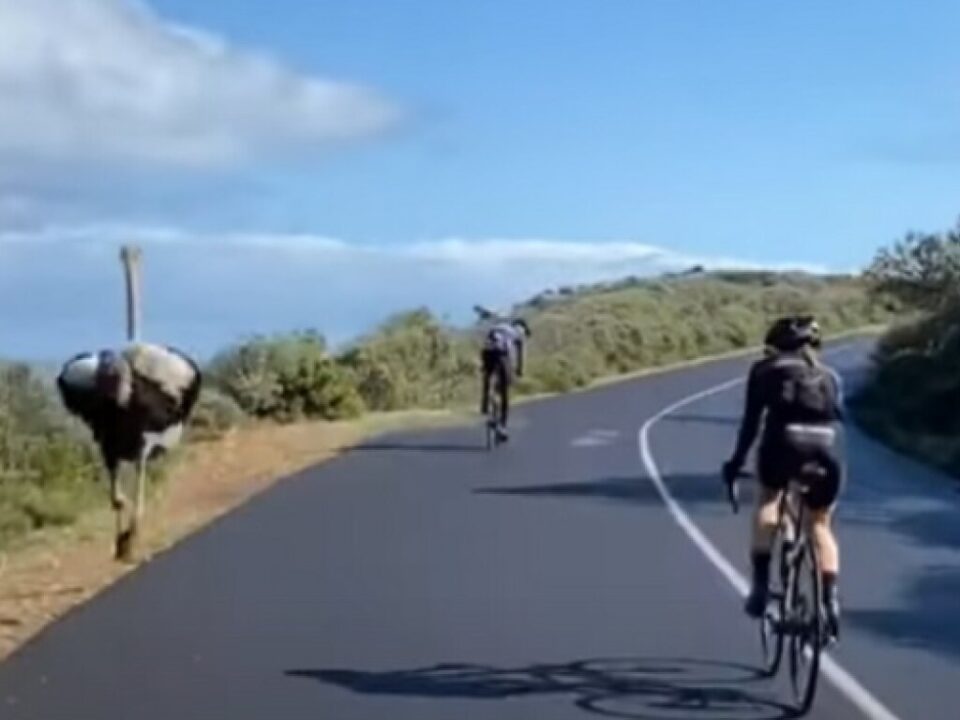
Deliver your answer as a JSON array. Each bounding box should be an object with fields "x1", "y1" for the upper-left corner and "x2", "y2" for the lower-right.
[
  {"x1": 755, "y1": 492, "x2": 824, "y2": 715},
  {"x1": 787, "y1": 538, "x2": 822, "y2": 714}
]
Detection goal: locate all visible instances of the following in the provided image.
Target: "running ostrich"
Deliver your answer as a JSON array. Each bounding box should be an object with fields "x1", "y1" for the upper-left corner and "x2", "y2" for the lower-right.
[{"x1": 56, "y1": 247, "x2": 202, "y2": 561}]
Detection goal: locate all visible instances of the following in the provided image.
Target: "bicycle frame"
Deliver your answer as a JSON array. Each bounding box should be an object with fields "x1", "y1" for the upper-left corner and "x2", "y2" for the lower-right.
[
  {"x1": 778, "y1": 480, "x2": 805, "y2": 561},
  {"x1": 769, "y1": 477, "x2": 824, "y2": 713},
  {"x1": 773, "y1": 481, "x2": 810, "y2": 631}
]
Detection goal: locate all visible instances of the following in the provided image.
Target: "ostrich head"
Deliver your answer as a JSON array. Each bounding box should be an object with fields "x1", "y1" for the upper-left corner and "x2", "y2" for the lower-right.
[{"x1": 96, "y1": 350, "x2": 133, "y2": 406}]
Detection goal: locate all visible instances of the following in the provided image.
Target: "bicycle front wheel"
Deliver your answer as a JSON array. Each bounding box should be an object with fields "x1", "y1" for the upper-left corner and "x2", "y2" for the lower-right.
[
  {"x1": 787, "y1": 534, "x2": 823, "y2": 714},
  {"x1": 759, "y1": 533, "x2": 788, "y2": 677}
]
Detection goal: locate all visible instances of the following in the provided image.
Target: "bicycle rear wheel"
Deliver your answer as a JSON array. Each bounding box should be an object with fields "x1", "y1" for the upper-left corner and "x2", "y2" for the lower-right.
[{"x1": 787, "y1": 532, "x2": 823, "y2": 714}]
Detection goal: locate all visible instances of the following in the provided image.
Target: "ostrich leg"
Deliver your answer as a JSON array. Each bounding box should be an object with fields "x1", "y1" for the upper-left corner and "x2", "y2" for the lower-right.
[
  {"x1": 105, "y1": 456, "x2": 130, "y2": 561},
  {"x1": 117, "y1": 449, "x2": 148, "y2": 562}
]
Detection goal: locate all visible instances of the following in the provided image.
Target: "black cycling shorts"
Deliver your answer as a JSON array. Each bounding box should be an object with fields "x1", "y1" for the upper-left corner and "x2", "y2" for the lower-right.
[
  {"x1": 756, "y1": 425, "x2": 844, "y2": 510},
  {"x1": 481, "y1": 347, "x2": 512, "y2": 382}
]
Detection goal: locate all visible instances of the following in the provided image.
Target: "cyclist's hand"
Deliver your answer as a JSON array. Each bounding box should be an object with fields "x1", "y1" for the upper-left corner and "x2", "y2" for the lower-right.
[
  {"x1": 722, "y1": 459, "x2": 741, "y2": 513},
  {"x1": 722, "y1": 459, "x2": 740, "y2": 487}
]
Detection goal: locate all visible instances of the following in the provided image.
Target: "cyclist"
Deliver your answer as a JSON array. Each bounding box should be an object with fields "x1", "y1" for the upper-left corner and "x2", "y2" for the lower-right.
[
  {"x1": 722, "y1": 315, "x2": 845, "y2": 640},
  {"x1": 474, "y1": 306, "x2": 531, "y2": 442}
]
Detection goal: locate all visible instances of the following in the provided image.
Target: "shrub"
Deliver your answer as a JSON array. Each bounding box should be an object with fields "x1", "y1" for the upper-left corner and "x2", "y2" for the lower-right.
[
  {"x1": 209, "y1": 332, "x2": 364, "y2": 422},
  {"x1": 0, "y1": 364, "x2": 101, "y2": 547},
  {"x1": 854, "y1": 219, "x2": 960, "y2": 477},
  {"x1": 339, "y1": 309, "x2": 477, "y2": 410},
  {"x1": 189, "y1": 388, "x2": 247, "y2": 441}
]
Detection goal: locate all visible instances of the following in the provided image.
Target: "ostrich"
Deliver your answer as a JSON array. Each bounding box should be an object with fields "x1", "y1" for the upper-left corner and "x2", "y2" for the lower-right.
[
  {"x1": 57, "y1": 343, "x2": 201, "y2": 560},
  {"x1": 55, "y1": 245, "x2": 202, "y2": 561}
]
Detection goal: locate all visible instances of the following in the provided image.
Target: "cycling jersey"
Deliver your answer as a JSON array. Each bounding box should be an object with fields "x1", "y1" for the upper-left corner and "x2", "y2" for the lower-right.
[
  {"x1": 479, "y1": 320, "x2": 526, "y2": 430},
  {"x1": 730, "y1": 351, "x2": 845, "y2": 508},
  {"x1": 732, "y1": 352, "x2": 842, "y2": 459},
  {"x1": 485, "y1": 322, "x2": 523, "y2": 353}
]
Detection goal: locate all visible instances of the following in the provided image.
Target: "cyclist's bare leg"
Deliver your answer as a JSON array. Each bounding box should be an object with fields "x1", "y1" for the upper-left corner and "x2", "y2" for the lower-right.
[
  {"x1": 811, "y1": 504, "x2": 841, "y2": 637},
  {"x1": 746, "y1": 485, "x2": 783, "y2": 616},
  {"x1": 810, "y1": 506, "x2": 838, "y2": 574},
  {"x1": 480, "y1": 360, "x2": 492, "y2": 415},
  {"x1": 496, "y1": 362, "x2": 509, "y2": 437},
  {"x1": 752, "y1": 485, "x2": 783, "y2": 554}
]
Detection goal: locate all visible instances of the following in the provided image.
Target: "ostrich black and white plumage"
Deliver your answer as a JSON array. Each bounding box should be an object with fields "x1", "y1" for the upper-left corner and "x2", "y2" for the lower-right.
[{"x1": 57, "y1": 342, "x2": 202, "y2": 559}]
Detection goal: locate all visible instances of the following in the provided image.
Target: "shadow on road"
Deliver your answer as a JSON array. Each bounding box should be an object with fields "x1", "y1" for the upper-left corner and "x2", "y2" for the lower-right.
[
  {"x1": 475, "y1": 473, "x2": 746, "y2": 515},
  {"x1": 474, "y1": 476, "x2": 661, "y2": 504},
  {"x1": 348, "y1": 442, "x2": 487, "y2": 454},
  {"x1": 839, "y1": 455, "x2": 960, "y2": 661},
  {"x1": 847, "y1": 565, "x2": 960, "y2": 661},
  {"x1": 879, "y1": 504, "x2": 960, "y2": 549},
  {"x1": 286, "y1": 657, "x2": 792, "y2": 720},
  {"x1": 665, "y1": 413, "x2": 741, "y2": 427}
]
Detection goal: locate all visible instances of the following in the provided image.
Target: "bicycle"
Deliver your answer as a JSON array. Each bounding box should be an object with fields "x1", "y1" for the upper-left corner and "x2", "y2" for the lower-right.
[{"x1": 727, "y1": 465, "x2": 826, "y2": 715}]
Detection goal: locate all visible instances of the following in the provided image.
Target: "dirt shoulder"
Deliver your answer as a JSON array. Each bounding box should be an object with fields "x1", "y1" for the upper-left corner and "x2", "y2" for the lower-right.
[{"x1": 0, "y1": 410, "x2": 461, "y2": 661}]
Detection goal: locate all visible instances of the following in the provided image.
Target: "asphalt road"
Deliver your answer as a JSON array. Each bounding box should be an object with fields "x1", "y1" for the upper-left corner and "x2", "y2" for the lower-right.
[{"x1": 1, "y1": 339, "x2": 958, "y2": 719}]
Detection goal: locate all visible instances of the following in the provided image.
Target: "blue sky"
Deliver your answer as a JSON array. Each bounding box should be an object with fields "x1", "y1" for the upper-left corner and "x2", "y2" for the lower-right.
[{"x1": 2, "y1": 0, "x2": 959, "y2": 359}]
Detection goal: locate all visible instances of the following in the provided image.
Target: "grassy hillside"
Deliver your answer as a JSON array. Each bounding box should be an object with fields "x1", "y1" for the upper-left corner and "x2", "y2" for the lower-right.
[
  {"x1": 1, "y1": 269, "x2": 889, "y2": 549},
  {"x1": 510, "y1": 271, "x2": 887, "y2": 393}
]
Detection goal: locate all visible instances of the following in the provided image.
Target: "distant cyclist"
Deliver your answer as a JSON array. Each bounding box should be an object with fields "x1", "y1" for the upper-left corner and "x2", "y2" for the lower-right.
[
  {"x1": 722, "y1": 315, "x2": 845, "y2": 640},
  {"x1": 474, "y1": 305, "x2": 531, "y2": 442}
]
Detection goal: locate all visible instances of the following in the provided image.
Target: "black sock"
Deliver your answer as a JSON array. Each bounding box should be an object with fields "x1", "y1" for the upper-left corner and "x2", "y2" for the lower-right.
[
  {"x1": 751, "y1": 552, "x2": 771, "y2": 589},
  {"x1": 822, "y1": 571, "x2": 838, "y2": 601}
]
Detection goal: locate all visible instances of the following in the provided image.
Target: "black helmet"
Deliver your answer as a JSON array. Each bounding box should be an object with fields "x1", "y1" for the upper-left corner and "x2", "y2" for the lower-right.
[{"x1": 765, "y1": 315, "x2": 820, "y2": 353}]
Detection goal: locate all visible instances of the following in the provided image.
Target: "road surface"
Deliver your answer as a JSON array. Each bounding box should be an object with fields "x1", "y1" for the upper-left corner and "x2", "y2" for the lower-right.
[{"x1": 1, "y1": 339, "x2": 958, "y2": 719}]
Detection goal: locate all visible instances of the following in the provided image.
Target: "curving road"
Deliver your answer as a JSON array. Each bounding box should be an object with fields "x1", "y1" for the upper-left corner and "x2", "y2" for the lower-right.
[{"x1": 1, "y1": 339, "x2": 958, "y2": 719}]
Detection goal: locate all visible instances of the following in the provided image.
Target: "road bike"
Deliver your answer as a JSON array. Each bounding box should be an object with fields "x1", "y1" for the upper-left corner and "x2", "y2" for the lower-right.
[{"x1": 727, "y1": 464, "x2": 827, "y2": 715}]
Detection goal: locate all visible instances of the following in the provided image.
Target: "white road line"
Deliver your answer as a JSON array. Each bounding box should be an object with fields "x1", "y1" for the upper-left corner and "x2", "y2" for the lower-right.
[{"x1": 638, "y1": 363, "x2": 904, "y2": 720}]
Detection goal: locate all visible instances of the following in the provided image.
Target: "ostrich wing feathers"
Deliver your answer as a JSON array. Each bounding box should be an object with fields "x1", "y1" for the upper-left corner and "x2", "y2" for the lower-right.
[
  {"x1": 124, "y1": 343, "x2": 202, "y2": 427},
  {"x1": 56, "y1": 353, "x2": 108, "y2": 430}
]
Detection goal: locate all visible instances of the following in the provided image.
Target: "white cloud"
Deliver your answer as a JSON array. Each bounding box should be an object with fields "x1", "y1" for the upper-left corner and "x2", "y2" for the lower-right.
[
  {"x1": 0, "y1": 223, "x2": 828, "y2": 273},
  {"x1": 0, "y1": 0, "x2": 400, "y2": 173},
  {"x1": 0, "y1": 223, "x2": 830, "y2": 359}
]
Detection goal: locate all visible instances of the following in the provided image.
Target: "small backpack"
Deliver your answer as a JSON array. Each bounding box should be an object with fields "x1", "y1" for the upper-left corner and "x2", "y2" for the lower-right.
[{"x1": 770, "y1": 355, "x2": 837, "y2": 424}]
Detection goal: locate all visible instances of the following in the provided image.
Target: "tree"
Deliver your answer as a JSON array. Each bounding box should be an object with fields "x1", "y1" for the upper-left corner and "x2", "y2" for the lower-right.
[{"x1": 865, "y1": 221, "x2": 960, "y2": 311}]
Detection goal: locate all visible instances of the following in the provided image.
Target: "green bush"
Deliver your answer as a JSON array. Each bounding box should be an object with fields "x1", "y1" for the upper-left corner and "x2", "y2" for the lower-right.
[
  {"x1": 339, "y1": 309, "x2": 478, "y2": 410},
  {"x1": 854, "y1": 219, "x2": 960, "y2": 476},
  {"x1": 0, "y1": 364, "x2": 101, "y2": 548},
  {"x1": 209, "y1": 331, "x2": 364, "y2": 422},
  {"x1": 189, "y1": 388, "x2": 247, "y2": 441}
]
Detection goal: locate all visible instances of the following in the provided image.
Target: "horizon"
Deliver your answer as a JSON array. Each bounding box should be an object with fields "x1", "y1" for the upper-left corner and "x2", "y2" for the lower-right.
[
  {"x1": 8, "y1": 265, "x2": 851, "y2": 366},
  {"x1": 2, "y1": 0, "x2": 958, "y2": 359}
]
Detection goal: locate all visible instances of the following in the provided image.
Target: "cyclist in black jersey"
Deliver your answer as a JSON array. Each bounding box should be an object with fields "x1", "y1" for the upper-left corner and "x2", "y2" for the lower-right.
[
  {"x1": 474, "y1": 306, "x2": 531, "y2": 442},
  {"x1": 723, "y1": 315, "x2": 844, "y2": 640}
]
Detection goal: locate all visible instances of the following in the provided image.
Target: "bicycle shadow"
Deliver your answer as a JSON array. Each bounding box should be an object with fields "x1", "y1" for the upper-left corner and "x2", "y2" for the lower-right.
[
  {"x1": 474, "y1": 472, "x2": 751, "y2": 515},
  {"x1": 666, "y1": 413, "x2": 741, "y2": 427},
  {"x1": 348, "y1": 442, "x2": 488, "y2": 454},
  {"x1": 286, "y1": 657, "x2": 794, "y2": 719}
]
